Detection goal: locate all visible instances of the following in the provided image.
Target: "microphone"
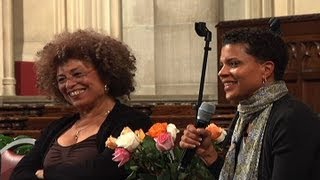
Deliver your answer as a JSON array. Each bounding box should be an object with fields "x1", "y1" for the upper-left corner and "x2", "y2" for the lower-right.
[
  {"x1": 178, "y1": 102, "x2": 216, "y2": 172},
  {"x1": 268, "y1": 17, "x2": 281, "y2": 35},
  {"x1": 195, "y1": 22, "x2": 212, "y2": 42}
]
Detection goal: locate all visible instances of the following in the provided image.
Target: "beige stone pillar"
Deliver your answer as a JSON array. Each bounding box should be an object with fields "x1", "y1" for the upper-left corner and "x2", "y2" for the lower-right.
[
  {"x1": 64, "y1": 0, "x2": 118, "y2": 37},
  {"x1": 110, "y1": 0, "x2": 122, "y2": 40},
  {"x1": 262, "y1": 0, "x2": 274, "y2": 17},
  {"x1": 287, "y1": 0, "x2": 295, "y2": 15},
  {"x1": 2, "y1": 0, "x2": 16, "y2": 96},
  {"x1": 154, "y1": 0, "x2": 218, "y2": 98},
  {"x1": 54, "y1": 0, "x2": 67, "y2": 34},
  {"x1": 122, "y1": 0, "x2": 156, "y2": 95},
  {"x1": 245, "y1": 0, "x2": 262, "y2": 18},
  {"x1": 0, "y1": 0, "x2": 4, "y2": 96}
]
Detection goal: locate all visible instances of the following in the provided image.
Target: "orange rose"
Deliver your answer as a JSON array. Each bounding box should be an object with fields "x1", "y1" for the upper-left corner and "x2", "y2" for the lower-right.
[
  {"x1": 106, "y1": 135, "x2": 118, "y2": 149},
  {"x1": 147, "y1": 123, "x2": 168, "y2": 138},
  {"x1": 206, "y1": 123, "x2": 222, "y2": 140},
  {"x1": 206, "y1": 123, "x2": 227, "y2": 143},
  {"x1": 135, "y1": 129, "x2": 146, "y2": 142}
]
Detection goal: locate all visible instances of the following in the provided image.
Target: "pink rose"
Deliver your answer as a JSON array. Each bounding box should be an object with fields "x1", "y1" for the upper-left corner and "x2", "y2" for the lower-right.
[
  {"x1": 154, "y1": 132, "x2": 175, "y2": 152},
  {"x1": 112, "y1": 147, "x2": 131, "y2": 167}
]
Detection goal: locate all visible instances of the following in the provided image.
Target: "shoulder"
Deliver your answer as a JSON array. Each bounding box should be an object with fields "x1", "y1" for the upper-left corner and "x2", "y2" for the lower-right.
[
  {"x1": 266, "y1": 94, "x2": 320, "y2": 145},
  {"x1": 37, "y1": 114, "x2": 78, "y2": 146},
  {"x1": 270, "y1": 94, "x2": 318, "y2": 125},
  {"x1": 19, "y1": 114, "x2": 78, "y2": 160},
  {"x1": 44, "y1": 114, "x2": 78, "y2": 133},
  {"x1": 96, "y1": 102, "x2": 153, "y2": 150},
  {"x1": 109, "y1": 102, "x2": 152, "y2": 132},
  {"x1": 113, "y1": 103, "x2": 149, "y2": 121}
]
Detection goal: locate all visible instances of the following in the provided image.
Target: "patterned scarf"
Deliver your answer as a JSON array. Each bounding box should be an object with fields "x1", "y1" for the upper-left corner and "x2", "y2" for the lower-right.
[{"x1": 219, "y1": 81, "x2": 288, "y2": 180}]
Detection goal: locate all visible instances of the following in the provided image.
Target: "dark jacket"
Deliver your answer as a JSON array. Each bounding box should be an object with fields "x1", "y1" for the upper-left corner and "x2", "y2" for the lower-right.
[
  {"x1": 209, "y1": 94, "x2": 320, "y2": 180},
  {"x1": 11, "y1": 101, "x2": 152, "y2": 180}
]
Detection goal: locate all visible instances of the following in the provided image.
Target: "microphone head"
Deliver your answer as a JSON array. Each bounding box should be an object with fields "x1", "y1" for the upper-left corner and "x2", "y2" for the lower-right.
[
  {"x1": 197, "y1": 102, "x2": 215, "y2": 124},
  {"x1": 268, "y1": 17, "x2": 281, "y2": 35},
  {"x1": 195, "y1": 22, "x2": 208, "y2": 37}
]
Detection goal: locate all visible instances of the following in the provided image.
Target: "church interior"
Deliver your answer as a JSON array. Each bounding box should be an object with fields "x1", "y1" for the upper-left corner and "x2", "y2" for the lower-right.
[{"x1": 0, "y1": 1, "x2": 320, "y2": 178}]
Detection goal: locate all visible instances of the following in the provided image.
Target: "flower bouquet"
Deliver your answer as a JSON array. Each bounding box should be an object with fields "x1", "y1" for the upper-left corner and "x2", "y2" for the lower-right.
[{"x1": 106, "y1": 122, "x2": 226, "y2": 180}]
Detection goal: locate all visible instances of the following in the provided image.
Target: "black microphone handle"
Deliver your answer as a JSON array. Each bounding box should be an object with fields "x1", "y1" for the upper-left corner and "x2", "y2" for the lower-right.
[
  {"x1": 178, "y1": 120, "x2": 209, "y2": 172},
  {"x1": 178, "y1": 148, "x2": 196, "y2": 172}
]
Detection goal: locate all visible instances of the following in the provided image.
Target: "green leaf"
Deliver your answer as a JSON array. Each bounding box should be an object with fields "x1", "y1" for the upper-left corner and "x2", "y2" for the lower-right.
[
  {"x1": 138, "y1": 173, "x2": 157, "y2": 179},
  {"x1": 0, "y1": 134, "x2": 34, "y2": 155},
  {"x1": 125, "y1": 171, "x2": 137, "y2": 180},
  {"x1": 0, "y1": 134, "x2": 14, "y2": 149},
  {"x1": 14, "y1": 144, "x2": 33, "y2": 155},
  {"x1": 124, "y1": 135, "x2": 216, "y2": 180}
]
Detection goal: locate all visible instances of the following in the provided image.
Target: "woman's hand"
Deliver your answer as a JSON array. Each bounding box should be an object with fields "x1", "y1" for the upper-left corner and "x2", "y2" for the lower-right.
[
  {"x1": 179, "y1": 124, "x2": 218, "y2": 166},
  {"x1": 35, "y1": 169, "x2": 44, "y2": 179}
]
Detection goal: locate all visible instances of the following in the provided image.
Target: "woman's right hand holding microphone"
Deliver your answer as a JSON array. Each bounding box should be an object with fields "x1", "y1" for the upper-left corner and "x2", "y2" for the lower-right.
[{"x1": 179, "y1": 123, "x2": 226, "y2": 166}]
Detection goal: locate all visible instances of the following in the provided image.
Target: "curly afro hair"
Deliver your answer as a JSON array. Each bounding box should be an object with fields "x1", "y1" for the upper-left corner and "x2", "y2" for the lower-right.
[
  {"x1": 222, "y1": 28, "x2": 288, "y2": 80},
  {"x1": 35, "y1": 29, "x2": 137, "y2": 103}
]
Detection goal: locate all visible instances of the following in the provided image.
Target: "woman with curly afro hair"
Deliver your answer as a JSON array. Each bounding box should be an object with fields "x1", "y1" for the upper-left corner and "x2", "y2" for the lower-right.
[{"x1": 11, "y1": 29, "x2": 152, "y2": 180}]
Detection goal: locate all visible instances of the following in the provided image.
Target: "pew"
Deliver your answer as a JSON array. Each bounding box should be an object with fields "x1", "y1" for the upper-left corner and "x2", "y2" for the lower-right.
[{"x1": 0, "y1": 103, "x2": 236, "y2": 139}]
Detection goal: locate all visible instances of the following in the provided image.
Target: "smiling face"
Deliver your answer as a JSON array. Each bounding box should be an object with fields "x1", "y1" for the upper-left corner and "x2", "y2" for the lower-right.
[
  {"x1": 218, "y1": 44, "x2": 267, "y2": 104},
  {"x1": 56, "y1": 59, "x2": 107, "y2": 110}
]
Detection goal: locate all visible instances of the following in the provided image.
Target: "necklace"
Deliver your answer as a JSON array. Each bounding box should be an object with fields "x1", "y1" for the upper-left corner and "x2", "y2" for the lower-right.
[
  {"x1": 74, "y1": 127, "x2": 87, "y2": 142},
  {"x1": 74, "y1": 110, "x2": 111, "y2": 142}
]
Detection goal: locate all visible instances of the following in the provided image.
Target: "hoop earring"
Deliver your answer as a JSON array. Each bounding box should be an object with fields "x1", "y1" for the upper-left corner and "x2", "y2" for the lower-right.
[
  {"x1": 262, "y1": 77, "x2": 267, "y2": 85},
  {"x1": 104, "y1": 84, "x2": 109, "y2": 93}
]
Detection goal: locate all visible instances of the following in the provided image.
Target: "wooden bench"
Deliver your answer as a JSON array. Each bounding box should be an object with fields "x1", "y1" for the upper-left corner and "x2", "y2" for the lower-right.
[{"x1": 0, "y1": 103, "x2": 236, "y2": 139}]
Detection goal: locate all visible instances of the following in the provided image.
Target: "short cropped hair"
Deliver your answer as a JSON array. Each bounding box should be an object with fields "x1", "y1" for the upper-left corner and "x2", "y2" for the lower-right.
[{"x1": 222, "y1": 28, "x2": 288, "y2": 80}]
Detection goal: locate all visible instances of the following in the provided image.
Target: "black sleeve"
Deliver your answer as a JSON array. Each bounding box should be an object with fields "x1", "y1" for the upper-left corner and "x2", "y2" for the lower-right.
[
  {"x1": 270, "y1": 102, "x2": 320, "y2": 180},
  {"x1": 207, "y1": 155, "x2": 225, "y2": 179},
  {"x1": 11, "y1": 115, "x2": 75, "y2": 180},
  {"x1": 10, "y1": 127, "x2": 52, "y2": 180}
]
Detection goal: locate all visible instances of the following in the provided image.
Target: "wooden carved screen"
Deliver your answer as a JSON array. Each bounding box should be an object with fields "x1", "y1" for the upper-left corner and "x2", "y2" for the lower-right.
[{"x1": 216, "y1": 14, "x2": 320, "y2": 113}]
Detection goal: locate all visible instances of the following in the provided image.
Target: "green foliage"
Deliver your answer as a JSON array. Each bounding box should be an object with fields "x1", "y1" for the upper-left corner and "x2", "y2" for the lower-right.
[
  {"x1": 0, "y1": 134, "x2": 34, "y2": 155},
  {"x1": 125, "y1": 136, "x2": 215, "y2": 180},
  {"x1": 0, "y1": 134, "x2": 14, "y2": 149},
  {"x1": 14, "y1": 144, "x2": 33, "y2": 155}
]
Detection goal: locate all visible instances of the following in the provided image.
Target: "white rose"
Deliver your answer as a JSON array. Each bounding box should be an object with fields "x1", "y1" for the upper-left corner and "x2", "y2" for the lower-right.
[
  {"x1": 166, "y1": 123, "x2": 180, "y2": 140},
  {"x1": 116, "y1": 127, "x2": 140, "y2": 152}
]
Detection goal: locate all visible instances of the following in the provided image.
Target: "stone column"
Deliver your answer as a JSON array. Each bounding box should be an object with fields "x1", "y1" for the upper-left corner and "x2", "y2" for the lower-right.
[
  {"x1": 110, "y1": 0, "x2": 122, "y2": 40},
  {"x1": 64, "y1": 0, "x2": 119, "y2": 37},
  {"x1": 122, "y1": 0, "x2": 156, "y2": 95},
  {"x1": 54, "y1": 0, "x2": 67, "y2": 34},
  {"x1": 262, "y1": 0, "x2": 274, "y2": 17},
  {"x1": 0, "y1": 0, "x2": 4, "y2": 96},
  {"x1": 154, "y1": 0, "x2": 218, "y2": 98},
  {"x1": 245, "y1": 0, "x2": 262, "y2": 18},
  {"x1": 2, "y1": 0, "x2": 16, "y2": 96}
]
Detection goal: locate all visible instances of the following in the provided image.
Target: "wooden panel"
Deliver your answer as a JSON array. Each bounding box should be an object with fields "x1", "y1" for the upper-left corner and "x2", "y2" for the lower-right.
[
  {"x1": 302, "y1": 81, "x2": 320, "y2": 111},
  {"x1": 0, "y1": 130, "x2": 41, "y2": 139},
  {"x1": 0, "y1": 104, "x2": 236, "y2": 139}
]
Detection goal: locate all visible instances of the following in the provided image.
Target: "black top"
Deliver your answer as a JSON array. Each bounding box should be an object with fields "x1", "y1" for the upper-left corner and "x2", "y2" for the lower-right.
[
  {"x1": 209, "y1": 94, "x2": 320, "y2": 180},
  {"x1": 43, "y1": 135, "x2": 98, "y2": 168},
  {"x1": 11, "y1": 101, "x2": 152, "y2": 180}
]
